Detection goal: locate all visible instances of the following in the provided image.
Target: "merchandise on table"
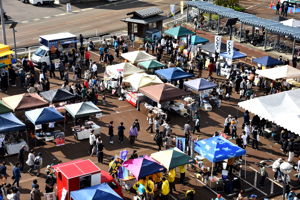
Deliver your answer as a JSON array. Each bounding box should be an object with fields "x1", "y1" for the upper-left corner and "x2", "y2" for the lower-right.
[{"x1": 73, "y1": 121, "x2": 101, "y2": 140}]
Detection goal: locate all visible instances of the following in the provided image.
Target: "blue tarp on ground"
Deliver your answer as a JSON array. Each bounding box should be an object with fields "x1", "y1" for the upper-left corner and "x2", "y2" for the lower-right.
[
  {"x1": 155, "y1": 67, "x2": 195, "y2": 82},
  {"x1": 252, "y1": 55, "x2": 283, "y2": 67},
  {"x1": 220, "y1": 50, "x2": 247, "y2": 60},
  {"x1": 184, "y1": 78, "x2": 218, "y2": 91},
  {"x1": 25, "y1": 107, "x2": 64, "y2": 125},
  {"x1": 194, "y1": 135, "x2": 246, "y2": 163},
  {"x1": 191, "y1": 35, "x2": 209, "y2": 45},
  {"x1": 0, "y1": 112, "x2": 26, "y2": 134},
  {"x1": 70, "y1": 182, "x2": 123, "y2": 200},
  {"x1": 164, "y1": 26, "x2": 195, "y2": 38}
]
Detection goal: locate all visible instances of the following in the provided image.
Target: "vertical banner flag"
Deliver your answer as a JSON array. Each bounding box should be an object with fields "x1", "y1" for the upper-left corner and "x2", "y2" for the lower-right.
[
  {"x1": 108, "y1": 157, "x2": 124, "y2": 175},
  {"x1": 176, "y1": 137, "x2": 186, "y2": 152},
  {"x1": 170, "y1": 4, "x2": 176, "y2": 16},
  {"x1": 180, "y1": 1, "x2": 184, "y2": 14},
  {"x1": 118, "y1": 150, "x2": 128, "y2": 179},
  {"x1": 188, "y1": 137, "x2": 195, "y2": 158},
  {"x1": 55, "y1": 132, "x2": 65, "y2": 146},
  {"x1": 227, "y1": 40, "x2": 234, "y2": 58},
  {"x1": 186, "y1": 34, "x2": 192, "y2": 49},
  {"x1": 215, "y1": 36, "x2": 222, "y2": 53}
]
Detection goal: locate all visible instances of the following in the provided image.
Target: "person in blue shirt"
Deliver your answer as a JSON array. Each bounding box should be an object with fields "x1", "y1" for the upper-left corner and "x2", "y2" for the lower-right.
[
  {"x1": 12, "y1": 162, "x2": 21, "y2": 188},
  {"x1": 118, "y1": 122, "x2": 125, "y2": 143},
  {"x1": 0, "y1": 161, "x2": 6, "y2": 177},
  {"x1": 99, "y1": 46, "x2": 104, "y2": 62},
  {"x1": 288, "y1": 188, "x2": 297, "y2": 200},
  {"x1": 242, "y1": 110, "x2": 249, "y2": 129},
  {"x1": 31, "y1": 179, "x2": 37, "y2": 200}
]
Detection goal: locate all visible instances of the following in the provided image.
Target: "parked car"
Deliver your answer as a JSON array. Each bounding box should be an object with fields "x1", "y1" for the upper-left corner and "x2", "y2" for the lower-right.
[{"x1": 29, "y1": 0, "x2": 54, "y2": 6}]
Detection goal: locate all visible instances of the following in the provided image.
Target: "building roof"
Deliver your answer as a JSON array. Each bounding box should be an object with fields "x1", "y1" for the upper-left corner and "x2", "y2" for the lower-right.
[
  {"x1": 122, "y1": 15, "x2": 168, "y2": 25},
  {"x1": 127, "y1": 7, "x2": 163, "y2": 18},
  {"x1": 40, "y1": 32, "x2": 76, "y2": 41}
]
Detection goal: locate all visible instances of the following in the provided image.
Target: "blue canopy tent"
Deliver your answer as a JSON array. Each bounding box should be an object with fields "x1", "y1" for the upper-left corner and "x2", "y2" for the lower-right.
[
  {"x1": 155, "y1": 67, "x2": 195, "y2": 82},
  {"x1": 0, "y1": 112, "x2": 28, "y2": 142},
  {"x1": 70, "y1": 182, "x2": 123, "y2": 200},
  {"x1": 194, "y1": 135, "x2": 247, "y2": 181},
  {"x1": 184, "y1": 78, "x2": 218, "y2": 91},
  {"x1": 252, "y1": 55, "x2": 283, "y2": 67},
  {"x1": 220, "y1": 50, "x2": 247, "y2": 60},
  {"x1": 191, "y1": 35, "x2": 209, "y2": 45},
  {"x1": 25, "y1": 107, "x2": 65, "y2": 146}
]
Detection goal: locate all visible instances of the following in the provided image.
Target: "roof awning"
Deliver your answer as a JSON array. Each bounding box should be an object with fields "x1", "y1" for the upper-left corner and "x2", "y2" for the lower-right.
[
  {"x1": 0, "y1": 51, "x2": 14, "y2": 57},
  {"x1": 61, "y1": 40, "x2": 78, "y2": 45},
  {"x1": 0, "y1": 63, "x2": 7, "y2": 69}
]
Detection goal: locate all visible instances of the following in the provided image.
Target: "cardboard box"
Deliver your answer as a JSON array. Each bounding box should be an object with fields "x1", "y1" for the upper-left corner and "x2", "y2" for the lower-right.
[{"x1": 207, "y1": 179, "x2": 216, "y2": 188}]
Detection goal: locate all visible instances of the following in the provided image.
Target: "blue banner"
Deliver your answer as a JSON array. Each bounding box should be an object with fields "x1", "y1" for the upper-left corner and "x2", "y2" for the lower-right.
[
  {"x1": 176, "y1": 137, "x2": 185, "y2": 152},
  {"x1": 118, "y1": 150, "x2": 128, "y2": 179}
]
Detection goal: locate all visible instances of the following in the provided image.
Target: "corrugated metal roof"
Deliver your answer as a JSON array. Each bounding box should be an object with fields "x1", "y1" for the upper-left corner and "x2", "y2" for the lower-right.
[{"x1": 127, "y1": 7, "x2": 163, "y2": 19}]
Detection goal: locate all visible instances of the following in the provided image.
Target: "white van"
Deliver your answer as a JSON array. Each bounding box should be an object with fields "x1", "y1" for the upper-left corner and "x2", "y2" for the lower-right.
[{"x1": 29, "y1": 0, "x2": 54, "y2": 6}]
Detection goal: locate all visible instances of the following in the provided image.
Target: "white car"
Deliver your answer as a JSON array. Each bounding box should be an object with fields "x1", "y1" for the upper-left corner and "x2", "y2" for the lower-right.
[{"x1": 29, "y1": 0, "x2": 54, "y2": 6}]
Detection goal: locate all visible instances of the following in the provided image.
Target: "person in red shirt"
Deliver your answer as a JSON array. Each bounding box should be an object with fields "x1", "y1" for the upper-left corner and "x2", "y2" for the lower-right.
[
  {"x1": 208, "y1": 61, "x2": 215, "y2": 76},
  {"x1": 85, "y1": 49, "x2": 90, "y2": 69}
]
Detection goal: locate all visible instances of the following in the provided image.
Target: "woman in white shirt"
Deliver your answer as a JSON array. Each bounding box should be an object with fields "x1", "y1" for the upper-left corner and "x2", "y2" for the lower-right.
[
  {"x1": 26, "y1": 149, "x2": 35, "y2": 173},
  {"x1": 242, "y1": 131, "x2": 247, "y2": 148},
  {"x1": 188, "y1": 60, "x2": 195, "y2": 74}
]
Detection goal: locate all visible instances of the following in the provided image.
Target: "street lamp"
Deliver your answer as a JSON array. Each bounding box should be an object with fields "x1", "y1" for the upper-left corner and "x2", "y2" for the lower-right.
[
  {"x1": 9, "y1": 22, "x2": 18, "y2": 61},
  {"x1": 280, "y1": 162, "x2": 292, "y2": 200}
]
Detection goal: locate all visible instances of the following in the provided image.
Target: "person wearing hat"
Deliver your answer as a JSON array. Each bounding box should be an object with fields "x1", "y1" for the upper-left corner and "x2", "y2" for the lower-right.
[
  {"x1": 250, "y1": 194, "x2": 257, "y2": 200},
  {"x1": 215, "y1": 194, "x2": 223, "y2": 200},
  {"x1": 161, "y1": 177, "x2": 169, "y2": 200},
  {"x1": 272, "y1": 158, "x2": 283, "y2": 182},
  {"x1": 224, "y1": 115, "x2": 232, "y2": 135},
  {"x1": 130, "y1": 150, "x2": 138, "y2": 160},
  {"x1": 33, "y1": 153, "x2": 43, "y2": 176}
]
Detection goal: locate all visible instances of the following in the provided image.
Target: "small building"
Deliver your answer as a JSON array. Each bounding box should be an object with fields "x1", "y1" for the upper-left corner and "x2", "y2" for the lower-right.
[{"x1": 122, "y1": 7, "x2": 168, "y2": 42}]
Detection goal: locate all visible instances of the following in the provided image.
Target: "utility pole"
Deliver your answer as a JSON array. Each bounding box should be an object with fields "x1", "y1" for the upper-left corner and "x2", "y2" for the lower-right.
[{"x1": 0, "y1": 0, "x2": 6, "y2": 44}]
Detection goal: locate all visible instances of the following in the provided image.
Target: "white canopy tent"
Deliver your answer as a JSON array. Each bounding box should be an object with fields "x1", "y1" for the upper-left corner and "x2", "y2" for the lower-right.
[
  {"x1": 123, "y1": 73, "x2": 163, "y2": 91},
  {"x1": 238, "y1": 89, "x2": 300, "y2": 135},
  {"x1": 255, "y1": 65, "x2": 300, "y2": 80},
  {"x1": 121, "y1": 51, "x2": 156, "y2": 64},
  {"x1": 105, "y1": 62, "x2": 144, "y2": 79},
  {"x1": 281, "y1": 18, "x2": 300, "y2": 27}
]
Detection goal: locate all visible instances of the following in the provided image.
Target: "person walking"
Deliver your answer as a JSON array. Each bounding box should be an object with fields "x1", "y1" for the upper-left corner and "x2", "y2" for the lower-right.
[
  {"x1": 178, "y1": 165, "x2": 186, "y2": 184},
  {"x1": 272, "y1": 158, "x2": 283, "y2": 182},
  {"x1": 164, "y1": 134, "x2": 171, "y2": 150},
  {"x1": 85, "y1": 49, "x2": 90, "y2": 69},
  {"x1": 252, "y1": 126, "x2": 259, "y2": 150},
  {"x1": 118, "y1": 122, "x2": 125, "y2": 143},
  {"x1": 12, "y1": 162, "x2": 21, "y2": 188},
  {"x1": 109, "y1": 121, "x2": 114, "y2": 144},
  {"x1": 88, "y1": 130, "x2": 96, "y2": 154},
  {"x1": 156, "y1": 132, "x2": 163, "y2": 151},
  {"x1": 215, "y1": 60, "x2": 221, "y2": 76},
  {"x1": 33, "y1": 152, "x2": 43, "y2": 176},
  {"x1": 230, "y1": 116, "x2": 238, "y2": 139},
  {"x1": 192, "y1": 113, "x2": 200, "y2": 134},
  {"x1": 161, "y1": 177, "x2": 170, "y2": 200},
  {"x1": 26, "y1": 149, "x2": 35, "y2": 173},
  {"x1": 184, "y1": 121, "x2": 192, "y2": 145},
  {"x1": 288, "y1": 139, "x2": 294, "y2": 162},
  {"x1": 146, "y1": 111, "x2": 154, "y2": 133},
  {"x1": 276, "y1": 1, "x2": 280, "y2": 14},
  {"x1": 97, "y1": 137, "x2": 104, "y2": 163},
  {"x1": 18, "y1": 145, "x2": 26, "y2": 172},
  {"x1": 79, "y1": 34, "x2": 84, "y2": 47},
  {"x1": 58, "y1": 61, "x2": 65, "y2": 80},
  {"x1": 242, "y1": 110, "x2": 249, "y2": 129},
  {"x1": 224, "y1": 115, "x2": 232, "y2": 135},
  {"x1": 130, "y1": 33, "x2": 135, "y2": 48},
  {"x1": 31, "y1": 184, "x2": 43, "y2": 200},
  {"x1": 208, "y1": 60, "x2": 215, "y2": 76},
  {"x1": 284, "y1": 4, "x2": 288, "y2": 17},
  {"x1": 108, "y1": 53, "x2": 114, "y2": 65},
  {"x1": 154, "y1": 117, "x2": 160, "y2": 135},
  {"x1": 259, "y1": 162, "x2": 267, "y2": 188},
  {"x1": 0, "y1": 73, "x2": 8, "y2": 93}
]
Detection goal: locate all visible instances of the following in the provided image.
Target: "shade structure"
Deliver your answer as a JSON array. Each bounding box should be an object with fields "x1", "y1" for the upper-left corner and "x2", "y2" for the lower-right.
[
  {"x1": 238, "y1": 89, "x2": 300, "y2": 135},
  {"x1": 123, "y1": 73, "x2": 163, "y2": 91},
  {"x1": 220, "y1": 50, "x2": 247, "y2": 60},
  {"x1": 139, "y1": 83, "x2": 190, "y2": 103},
  {"x1": 0, "y1": 100, "x2": 12, "y2": 114},
  {"x1": 70, "y1": 182, "x2": 123, "y2": 200},
  {"x1": 122, "y1": 155, "x2": 166, "y2": 180},
  {"x1": 40, "y1": 89, "x2": 77, "y2": 104},
  {"x1": 137, "y1": 60, "x2": 165, "y2": 73},
  {"x1": 65, "y1": 102, "x2": 102, "y2": 118},
  {"x1": 25, "y1": 107, "x2": 64, "y2": 125},
  {"x1": 150, "y1": 147, "x2": 195, "y2": 170},
  {"x1": 200, "y1": 42, "x2": 239, "y2": 53},
  {"x1": 0, "y1": 63, "x2": 7, "y2": 68},
  {"x1": 164, "y1": 26, "x2": 195, "y2": 38},
  {"x1": 191, "y1": 35, "x2": 209, "y2": 45},
  {"x1": 194, "y1": 135, "x2": 246, "y2": 163},
  {"x1": 269, "y1": 16, "x2": 287, "y2": 22},
  {"x1": 255, "y1": 65, "x2": 300, "y2": 80},
  {"x1": 155, "y1": 67, "x2": 194, "y2": 82},
  {"x1": 2, "y1": 93, "x2": 48, "y2": 112},
  {"x1": 0, "y1": 112, "x2": 26, "y2": 134},
  {"x1": 281, "y1": 18, "x2": 300, "y2": 27},
  {"x1": 184, "y1": 78, "x2": 218, "y2": 91},
  {"x1": 121, "y1": 51, "x2": 156, "y2": 63},
  {"x1": 105, "y1": 62, "x2": 144, "y2": 78},
  {"x1": 252, "y1": 55, "x2": 283, "y2": 67}
]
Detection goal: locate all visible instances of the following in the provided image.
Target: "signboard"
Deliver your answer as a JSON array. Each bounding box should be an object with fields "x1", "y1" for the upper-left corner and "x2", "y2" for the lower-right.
[
  {"x1": 176, "y1": 137, "x2": 186, "y2": 152},
  {"x1": 170, "y1": 4, "x2": 175, "y2": 16},
  {"x1": 188, "y1": 137, "x2": 195, "y2": 158},
  {"x1": 118, "y1": 150, "x2": 129, "y2": 179},
  {"x1": 35, "y1": 124, "x2": 42, "y2": 130},
  {"x1": 227, "y1": 40, "x2": 234, "y2": 58},
  {"x1": 108, "y1": 157, "x2": 124, "y2": 175},
  {"x1": 61, "y1": 188, "x2": 67, "y2": 200},
  {"x1": 215, "y1": 36, "x2": 222, "y2": 53},
  {"x1": 180, "y1": 1, "x2": 184, "y2": 14},
  {"x1": 96, "y1": 113, "x2": 102, "y2": 118},
  {"x1": 55, "y1": 132, "x2": 65, "y2": 146},
  {"x1": 44, "y1": 192, "x2": 56, "y2": 200},
  {"x1": 126, "y1": 93, "x2": 137, "y2": 107}
]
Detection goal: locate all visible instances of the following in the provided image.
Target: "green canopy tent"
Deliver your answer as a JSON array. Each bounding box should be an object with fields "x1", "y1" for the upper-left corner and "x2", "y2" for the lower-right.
[
  {"x1": 0, "y1": 100, "x2": 12, "y2": 114},
  {"x1": 137, "y1": 60, "x2": 165, "y2": 74},
  {"x1": 191, "y1": 35, "x2": 209, "y2": 45},
  {"x1": 164, "y1": 26, "x2": 195, "y2": 38},
  {"x1": 150, "y1": 147, "x2": 196, "y2": 170},
  {"x1": 0, "y1": 63, "x2": 7, "y2": 68}
]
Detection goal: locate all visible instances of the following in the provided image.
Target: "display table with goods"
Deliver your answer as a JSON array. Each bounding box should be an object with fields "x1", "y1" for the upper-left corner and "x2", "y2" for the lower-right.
[
  {"x1": 72, "y1": 121, "x2": 101, "y2": 140},
  {"x1": 1, "y1": 133, "x2": 29, "y2": 155},
  {"x1": 170, "y1": 102, "x2": 188, "y2": 117},
  {"x1": 119, "y1": 176, "x2": 136, "y2": 190}
]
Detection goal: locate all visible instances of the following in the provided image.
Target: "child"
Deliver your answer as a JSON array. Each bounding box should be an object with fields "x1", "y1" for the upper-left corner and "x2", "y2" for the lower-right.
[{"x1": 118, "y1": 122, "x2": 125, "y2": 143}]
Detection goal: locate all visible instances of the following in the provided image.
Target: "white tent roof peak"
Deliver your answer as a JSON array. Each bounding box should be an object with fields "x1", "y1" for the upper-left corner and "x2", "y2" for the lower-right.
[
  {"x1": 121, "y1": 51, "x2": 156, "y2": 63},
  {"x1": 256, "y1": 65, "x2": 300, "y2": 80},
  {"x1": 281, "y1": 18, "x2": 300, "y2": 27}
]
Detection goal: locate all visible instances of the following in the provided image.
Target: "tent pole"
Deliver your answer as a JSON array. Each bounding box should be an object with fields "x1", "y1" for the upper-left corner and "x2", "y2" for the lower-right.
[
  {"x1": 217, "y1": 16, "x2": 220, "y2": 35},
  {"x1": 292, "y1": 38, "x2": 296, "y2": 60},
  {"x1": 210, "y1": 162, "x2": 213, "y2": 188},
  {"x1": 264, "y1": 31, "x2": 268, "y2": 50},
  {"x1": 245, "y1": 154, "x2": 246, "y2": 179},
  {"x1": 186, "y1": 5, "x2": 189, "y2": 23}
]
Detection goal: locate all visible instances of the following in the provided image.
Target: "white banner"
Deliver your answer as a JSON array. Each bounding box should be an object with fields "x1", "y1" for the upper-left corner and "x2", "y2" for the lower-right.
[
  {"x1": 180, "y1": 1, "x2": 184, "y2": 14},
  {"x1": 227, "y1": 40, "x2": 234, "y2": 58},
  {"x1": 170, "y1": 4, "x2": 175, "y2": 15},
  {"x1": 215, "y1": 36, "x2": 222, "y2": 53}
]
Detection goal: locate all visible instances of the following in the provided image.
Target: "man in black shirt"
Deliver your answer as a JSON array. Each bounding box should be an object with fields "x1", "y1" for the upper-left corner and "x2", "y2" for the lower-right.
[
  {"x1": 130, "y1": 150, "x2": 138, "y2": 160},
  {"x1": 97, "y1": 137, "x2": 104, "y2": 163},
  {"x1": 45, "y1": 173, "x2": 56, "y2": 193}
]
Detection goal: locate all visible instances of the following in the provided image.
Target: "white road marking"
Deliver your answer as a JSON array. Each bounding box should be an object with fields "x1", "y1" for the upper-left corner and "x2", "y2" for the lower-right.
[{"x1": 80, "y1": 25, "x2": 92, "y2": 29}]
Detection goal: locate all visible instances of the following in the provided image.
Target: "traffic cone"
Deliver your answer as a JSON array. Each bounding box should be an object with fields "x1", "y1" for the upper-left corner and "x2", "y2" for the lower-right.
[
  {"x1": 280, "y1": 7, "x2": 282, "y2": 11},
  {"x1": 270, "y1": 2, "x2": 272, "y2": 8},
  {"x1": 290, "y1": 8, "x2": 293, "y2": 13},
  {"x1": 273, "y1": 1, "x2": 276, "y2": 4}
]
